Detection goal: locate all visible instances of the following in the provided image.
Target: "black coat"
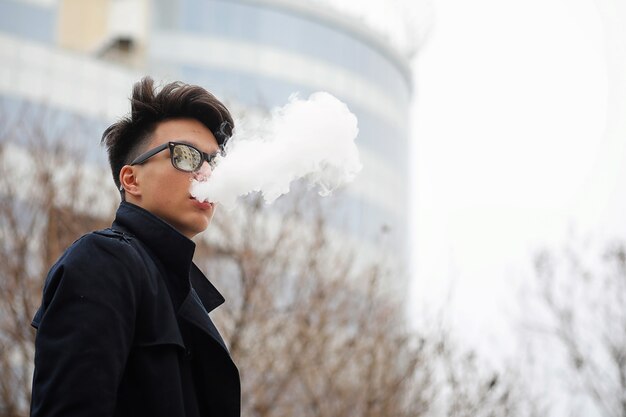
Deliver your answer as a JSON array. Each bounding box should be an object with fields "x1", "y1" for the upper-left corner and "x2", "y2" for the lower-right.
[{"x1": 30, "y1": 202, "x2": 240, "y2": 417}]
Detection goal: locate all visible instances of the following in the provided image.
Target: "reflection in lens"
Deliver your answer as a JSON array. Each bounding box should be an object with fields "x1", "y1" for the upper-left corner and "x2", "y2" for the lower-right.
[{"x1": 173, "y1": 144, "x2": 201, "y2": 171}]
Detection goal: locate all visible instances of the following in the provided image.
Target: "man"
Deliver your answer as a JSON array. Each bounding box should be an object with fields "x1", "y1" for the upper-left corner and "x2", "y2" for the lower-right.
[{"x1": 30, "y1": 77, "x2": 240, "y2": 416}]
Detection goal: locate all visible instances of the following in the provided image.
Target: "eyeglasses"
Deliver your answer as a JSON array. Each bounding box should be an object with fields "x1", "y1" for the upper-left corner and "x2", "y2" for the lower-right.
[{"x1": 129, "y1": 141, "x2": 223, "y2": 173}]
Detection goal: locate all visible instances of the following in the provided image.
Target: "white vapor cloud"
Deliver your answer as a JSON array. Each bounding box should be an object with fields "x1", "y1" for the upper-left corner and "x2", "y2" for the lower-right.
[{"x1": 190, "y1": 92, "x2": 362, "y2": 208}]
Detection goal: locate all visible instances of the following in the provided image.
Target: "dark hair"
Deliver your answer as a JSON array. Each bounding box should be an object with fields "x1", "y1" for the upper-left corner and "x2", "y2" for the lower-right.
[{"x1": 101, "y1": 76, "x2": 233, "y2": 190}]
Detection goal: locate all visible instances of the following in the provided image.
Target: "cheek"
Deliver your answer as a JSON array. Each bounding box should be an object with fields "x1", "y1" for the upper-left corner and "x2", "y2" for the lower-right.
[
  {"x1": 144, "y1": 185, "x2": 175, "y2": 210},
  {"x1": 141, "y1": 166, "x2": 192, "y2": 202},
  {"x1": 163, "y1": 173, "x2": 193, "y2": 195}
]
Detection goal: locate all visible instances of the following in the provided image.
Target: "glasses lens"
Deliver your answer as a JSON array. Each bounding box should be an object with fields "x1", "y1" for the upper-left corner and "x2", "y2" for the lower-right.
[{"x1": 172, "y1": 144, "x2": 202, "y2": 172}]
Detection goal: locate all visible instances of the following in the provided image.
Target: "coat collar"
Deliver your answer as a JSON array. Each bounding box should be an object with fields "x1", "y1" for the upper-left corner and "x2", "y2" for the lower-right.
[{"x1": 112, "y1": 202, "x2": 225, "y2": 313}]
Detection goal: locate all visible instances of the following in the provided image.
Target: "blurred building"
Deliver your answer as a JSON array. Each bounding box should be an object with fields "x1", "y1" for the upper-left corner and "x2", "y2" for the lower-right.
[{"x1": 0, "y1": 0, "x2": 413, "y2": 297}]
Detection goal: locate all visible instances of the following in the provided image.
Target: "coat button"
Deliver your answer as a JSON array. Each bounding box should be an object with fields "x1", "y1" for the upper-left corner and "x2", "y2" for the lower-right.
[{"x1": 185, "y1": 348, "x2": 193, "y2": 359}]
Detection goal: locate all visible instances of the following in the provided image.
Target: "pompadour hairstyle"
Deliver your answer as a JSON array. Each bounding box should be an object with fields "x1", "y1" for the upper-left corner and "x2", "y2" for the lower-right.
[{"x1": 101, "y1": 76, "x2": 234, "y2": 190}]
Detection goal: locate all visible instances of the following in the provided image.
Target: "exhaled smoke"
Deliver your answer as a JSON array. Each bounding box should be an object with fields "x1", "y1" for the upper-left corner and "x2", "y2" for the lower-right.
[{"x1": 190, "y1": 92, "x2": 362, "y2": 208}]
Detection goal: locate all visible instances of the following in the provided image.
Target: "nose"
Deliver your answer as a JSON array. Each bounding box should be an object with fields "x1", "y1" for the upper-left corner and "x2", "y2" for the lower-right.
[{"x1": 193, "y1": 161, "x2": 212, "y2": 182}]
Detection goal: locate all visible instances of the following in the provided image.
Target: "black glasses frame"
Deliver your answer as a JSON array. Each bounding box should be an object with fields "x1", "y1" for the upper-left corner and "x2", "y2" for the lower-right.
[{"x1": 129, "y1": 141, "x2": 222, "y2": 173}]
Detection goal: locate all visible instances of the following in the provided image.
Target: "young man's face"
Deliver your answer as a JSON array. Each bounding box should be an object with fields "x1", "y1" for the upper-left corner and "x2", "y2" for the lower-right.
[{"x1": 125, "y1": 118, "x2": 221, "y2": 238}]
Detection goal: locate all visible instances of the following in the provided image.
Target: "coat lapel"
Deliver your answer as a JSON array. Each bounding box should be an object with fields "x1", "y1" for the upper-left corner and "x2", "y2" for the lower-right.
[{"x1": 177, "y1": 289, "x2": 230, "y2": 353}]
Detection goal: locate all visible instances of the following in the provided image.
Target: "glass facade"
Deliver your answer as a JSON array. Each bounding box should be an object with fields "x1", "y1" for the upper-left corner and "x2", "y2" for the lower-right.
[
  {"x1": 0, "y1": 0, "x2": 57, "y2": 44},
  {"x1": 168, "y1": 0, "x2": 411, "y2": 103}
]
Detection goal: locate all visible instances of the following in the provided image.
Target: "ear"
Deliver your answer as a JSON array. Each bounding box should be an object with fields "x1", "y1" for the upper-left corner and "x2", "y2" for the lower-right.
[{"x1": 119, "y1": 165, "x2": 141, "y2": 197}]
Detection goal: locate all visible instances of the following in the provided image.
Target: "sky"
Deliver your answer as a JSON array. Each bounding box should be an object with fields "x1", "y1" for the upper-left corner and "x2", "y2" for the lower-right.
[{"x1": 406, "y1": 0, "x2": 626, "y2": 364}]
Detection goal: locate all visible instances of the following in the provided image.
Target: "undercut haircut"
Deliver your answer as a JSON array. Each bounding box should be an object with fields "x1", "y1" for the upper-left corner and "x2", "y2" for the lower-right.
[{"x1": 101, "y1": 76, "x2": 234, "y2": 191}]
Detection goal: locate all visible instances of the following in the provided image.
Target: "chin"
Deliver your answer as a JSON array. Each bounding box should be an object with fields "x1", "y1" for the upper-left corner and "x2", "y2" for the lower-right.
[
  {"x1": 192, "y1": 218, "x2": 212, "y2": 236},
  {"x1": 172, "y1": 217, "x2": 207, "y2": 239}
]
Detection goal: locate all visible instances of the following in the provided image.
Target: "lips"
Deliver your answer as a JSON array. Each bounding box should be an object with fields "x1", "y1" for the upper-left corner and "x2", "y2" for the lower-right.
[{"x1": 190, "y1": 197, "x2": 213, "y2": 210}]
